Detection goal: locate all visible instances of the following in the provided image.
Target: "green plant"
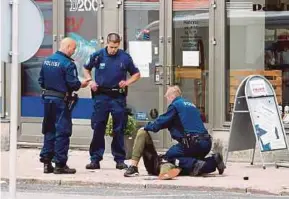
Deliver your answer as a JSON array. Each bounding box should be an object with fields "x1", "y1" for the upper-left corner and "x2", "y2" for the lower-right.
[{"x1": 105, "y1": 114, "x2": 137, "y2": 138}]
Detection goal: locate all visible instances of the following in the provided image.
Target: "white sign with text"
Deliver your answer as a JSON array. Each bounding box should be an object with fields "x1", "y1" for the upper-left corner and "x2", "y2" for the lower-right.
[
  {"x1": 249, "y1": 79, "x2": 268, "y2": 97},
  {"x1": 70, "y1": 0, "x2": 99, "y2": 12}
]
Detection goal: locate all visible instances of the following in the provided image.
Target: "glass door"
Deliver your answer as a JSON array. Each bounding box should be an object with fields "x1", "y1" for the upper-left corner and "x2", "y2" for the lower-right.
[
  {"x1": 164, "y1": 0, "x2": 212, "y2": 147},
  {"x1": 169, "y1": 0, "x2": 210, "y2": 123},
  {"x1": 124, "y1": 0, "x2": 165, "y2": 148}
]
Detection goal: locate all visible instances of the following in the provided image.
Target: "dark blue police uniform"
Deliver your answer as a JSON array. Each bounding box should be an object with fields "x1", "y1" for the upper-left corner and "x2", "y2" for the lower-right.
[
  {"x1": 144, "y1": 96, "x2": 217, "y2": 174},
  {"x1": 39, "y1": 51, "x2": 81, "y2": 167},
  {"x1": 84, "y1": 47, "x2": 139, "y2": 164}
]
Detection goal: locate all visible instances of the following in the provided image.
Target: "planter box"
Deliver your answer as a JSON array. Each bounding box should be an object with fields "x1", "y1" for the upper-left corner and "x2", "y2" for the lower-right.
[
  {"x1": 104, "y1": 135, "x2": 135, "y2": 160},
  {"x1": 124, "y1": 136, "x2": 134, "y2": 159},
  {"x1": 1, "y1": 122, "x2": 10, "y2": 151}
]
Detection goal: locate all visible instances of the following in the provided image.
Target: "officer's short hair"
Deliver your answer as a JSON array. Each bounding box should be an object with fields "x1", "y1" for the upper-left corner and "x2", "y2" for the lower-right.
[
  {"x1": 165, "y1": 85, "x2": 182, "y2": 98},
  {"x1": 107, "y1": 33, "x2": 121, "y2": 43}
]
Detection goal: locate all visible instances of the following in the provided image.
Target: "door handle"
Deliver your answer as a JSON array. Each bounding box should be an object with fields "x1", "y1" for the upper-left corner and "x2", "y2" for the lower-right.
[{"x1": 159, "y1": 36, "x2": 164, "y2": 44}]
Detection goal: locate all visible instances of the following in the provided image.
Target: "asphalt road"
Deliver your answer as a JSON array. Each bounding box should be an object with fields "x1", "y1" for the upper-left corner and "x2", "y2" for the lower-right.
[{"x1": 1, "y1": 183, "x2": 289, "y2": 199}]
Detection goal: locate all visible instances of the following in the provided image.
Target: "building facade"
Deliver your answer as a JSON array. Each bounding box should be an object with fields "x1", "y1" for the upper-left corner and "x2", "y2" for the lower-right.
[{"x1": 1, "y1": 0, "x2": 289, "y2": 151}]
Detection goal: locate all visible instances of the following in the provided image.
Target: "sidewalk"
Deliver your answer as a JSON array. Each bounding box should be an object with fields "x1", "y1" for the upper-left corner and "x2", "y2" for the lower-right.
[{"x1": 1, "y1": 149, "x2": 289, "y2": 196}]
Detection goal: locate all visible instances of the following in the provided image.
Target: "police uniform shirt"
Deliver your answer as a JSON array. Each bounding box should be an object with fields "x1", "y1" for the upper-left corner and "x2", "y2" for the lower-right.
[
  {"x1": 83, "y1": 47, "x2": 139, "y2": 88},
  {"x1": 39, "y1": 51, "x2": 81, "y2": 93},
  {"x1": 144, "y1": 96, "x2": 207, "y2": 140}
]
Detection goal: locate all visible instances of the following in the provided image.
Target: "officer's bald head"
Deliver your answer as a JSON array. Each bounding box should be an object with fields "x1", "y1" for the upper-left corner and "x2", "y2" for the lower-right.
[
  {"x1": 165, "y1": 86, "x2": 182, "y2": 104},
  {"x1": 59, "y1": 37, "x2": 77, "y2": 57}
]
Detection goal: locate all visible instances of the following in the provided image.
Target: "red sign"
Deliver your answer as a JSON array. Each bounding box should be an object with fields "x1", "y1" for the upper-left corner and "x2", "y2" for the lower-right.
[
  {"x1": 173, "y1": 0, "x2": 209, "y2": 10},
  {"x1": 43, "y1": 17, "x2": 84, "y2": 35},
  {"x1": 65, "y1": 17, "x2": 84, "y2": 32}
]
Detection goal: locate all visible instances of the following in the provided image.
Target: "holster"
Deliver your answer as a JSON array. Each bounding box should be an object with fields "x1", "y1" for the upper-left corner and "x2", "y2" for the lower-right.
[
  {"x1": 66, "y1": 93, "x2": 79, "y2": 112},
  {"x1": 181, "y1": 133, "x2": 211, "y2": 149},
  {"x1": 91, "y1": 86, "x2": 128, "y2": 98}
]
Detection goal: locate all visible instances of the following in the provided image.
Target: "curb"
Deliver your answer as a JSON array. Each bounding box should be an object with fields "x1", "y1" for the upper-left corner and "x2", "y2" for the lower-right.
[{"x1": 1, "y1": 178, "x2": 289, "y2": 196}]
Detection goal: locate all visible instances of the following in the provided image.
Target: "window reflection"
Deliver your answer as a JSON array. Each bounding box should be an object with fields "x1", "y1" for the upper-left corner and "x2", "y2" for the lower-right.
[
  {"x1": 226, "y1": 0, "x2": 289, "y2": 122},
  {"x1": 173, "y1": 0, "x2": 209, "y2": 122},
  {"x1": 21, "y1": 0, "x2": 53, "y2": 96}
]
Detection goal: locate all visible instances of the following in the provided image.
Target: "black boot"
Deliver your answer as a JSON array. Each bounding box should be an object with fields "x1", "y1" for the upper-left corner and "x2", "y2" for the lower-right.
[
  {"x1": 86, "y1": 162, "x2": 100, "y2": 170},
  {"x1": 191, "y1": 160, "x2": 205, "y2": 176},
  {"x1": 43, "y1": 162, "x2": 54, "y2": 174},
  {"x1": 124, "y1": 166, "x2": 139, "y2": 177},
  {"x1": 54, "y1": 165, "x2": 76, "y2": 174},
  {"x1": 116, "y1": 162, "x2": 128, "y2": 170},
  {"x1": 214, "y1": 153, "x2": 226, "y2": 175}
]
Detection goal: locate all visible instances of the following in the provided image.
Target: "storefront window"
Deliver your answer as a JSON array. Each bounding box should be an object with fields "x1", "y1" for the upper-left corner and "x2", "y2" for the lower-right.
[
  {"x1": 226, "y1": 0, "x2": 289, "y2": 121},
  {"x1": 65, "y1": 0, "x2": 100, "y2": 98},
  {"x1": 173, "y1": 0, "x2": 209, "y2": 122},
  {"x1": 21, "y1": 0, "x2": 53, "y2": 96},
  {"x1": 124, "y1": 0, "x2": 160, "y2": 118}
]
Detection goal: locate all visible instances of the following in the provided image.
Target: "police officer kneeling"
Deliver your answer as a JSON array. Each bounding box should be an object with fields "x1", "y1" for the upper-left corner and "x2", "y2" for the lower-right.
[
  {"x1": 39, "y1": 37, "x2": 91, "y2": 174},
  {"x1": 124, "y1": 86, "x2": 226, "y2": 178}
]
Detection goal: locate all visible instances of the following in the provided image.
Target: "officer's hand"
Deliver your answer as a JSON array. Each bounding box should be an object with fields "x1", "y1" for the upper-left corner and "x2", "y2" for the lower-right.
[
  {"x1": 90, "y1": 81, "x2": 98, "y2": 91},
  {"x1": 81, "y1": 78, "x2": 92, "y2": 88},
  {"x1": 119, "y1": 80, "x2": 128, "y2": 88}
]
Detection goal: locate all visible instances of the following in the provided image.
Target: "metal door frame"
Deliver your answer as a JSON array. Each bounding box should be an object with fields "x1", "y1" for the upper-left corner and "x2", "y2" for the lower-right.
[
  {"x1": 154, "y1": 0, "x2": 166, "y2": 148},
  {"x1": 213, "y1": 1, "x2": 226, "y2": 129},
  {"x1": 0, "y1": 62, "x2": 5, "y2": 118}
]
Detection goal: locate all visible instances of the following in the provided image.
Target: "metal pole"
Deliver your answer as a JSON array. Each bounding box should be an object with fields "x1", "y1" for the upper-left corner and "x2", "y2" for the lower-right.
[
  {"x1": 0, "y1": 0, "x2": 2, "y2": 65},
  {"x1": 9, "y1": 0, "x2": 19, "y2": 198},
  {"x1": 250, "y1": 145, "x2": 256, "y2": 165}
]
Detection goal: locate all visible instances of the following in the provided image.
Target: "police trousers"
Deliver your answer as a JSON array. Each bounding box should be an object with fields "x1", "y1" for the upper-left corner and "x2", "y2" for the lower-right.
[
  {"x1": 90, "y1": 95, "x2": 127, "y2": 163},
  {"x1": 40, "y1": 97, "x2": 72, "y2": 167},
  {"x1": 165, "y1": 135, "x2": 217, "y2": 175}
]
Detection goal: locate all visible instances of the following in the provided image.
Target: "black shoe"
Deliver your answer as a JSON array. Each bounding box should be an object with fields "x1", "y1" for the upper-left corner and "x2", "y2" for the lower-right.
[
  {"x1": 116, "y1": 162, "x2": 128, "y2": 170},
  {"x1": 86, "y1": 162, "x2": 100, "y2": 170},
  {"x1": 43, "y1": 163, "x2": 54, "y2": 174},
  {"x1": 124, "y1": 166, "x2": 139, "y2": 177},
  {"x1": 53, "y1": 165, "x2": 76, "y2": 174},
  {"x1": 214, "y1": 153, "x2": 226, "y2": 175},
  {"x1": 191, "y1": 160, "x2": 206, "y2": 176}
]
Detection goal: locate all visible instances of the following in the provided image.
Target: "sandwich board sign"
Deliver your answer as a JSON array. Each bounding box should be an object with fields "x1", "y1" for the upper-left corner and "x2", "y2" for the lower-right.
[{"x1": 225, "y1": 75, "x2": 289, "y2": 169}]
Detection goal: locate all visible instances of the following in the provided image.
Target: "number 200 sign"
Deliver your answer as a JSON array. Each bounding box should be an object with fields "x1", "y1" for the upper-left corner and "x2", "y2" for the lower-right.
[{"x1": 70, "y1": 0, "x2": 99, "y2": 12}]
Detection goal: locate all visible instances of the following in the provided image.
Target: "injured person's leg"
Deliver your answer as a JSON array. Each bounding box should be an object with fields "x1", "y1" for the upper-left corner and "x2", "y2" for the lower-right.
[{"x1": 124, "y1": 128, "x2": 181, "y2": 179}]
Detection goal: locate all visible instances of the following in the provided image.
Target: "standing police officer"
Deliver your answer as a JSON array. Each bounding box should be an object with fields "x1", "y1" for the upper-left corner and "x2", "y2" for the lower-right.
[
  {"x1": 124, "y1": 86, "x2": 226, "y2": 177},
  {"x1": 39, "y1": 37, "x2": 91, "y2": 174},
  {"x1": 84, "y1": 33, "x2": 140, "y2": 170}
]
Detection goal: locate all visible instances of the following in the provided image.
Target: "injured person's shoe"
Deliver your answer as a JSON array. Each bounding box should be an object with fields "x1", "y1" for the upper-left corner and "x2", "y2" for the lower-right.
[
  {"x1": 158, "y1": 163, "x2": 181, "y2": 180},
  {"x1": 124, "y1": 165, "x2": 139, "y2": 177}
]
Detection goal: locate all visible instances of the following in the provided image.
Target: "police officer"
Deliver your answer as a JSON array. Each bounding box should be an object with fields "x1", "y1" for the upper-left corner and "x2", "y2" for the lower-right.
[
  {"x1": 83, "y1": 33, "x2": 141, "y2": 170},
  {"x1": 39, "y1": 37, "x2": 91, "y2": 174},
  {"x1": 124, "y1": 86, "x2": 226, "y2": 177}
]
